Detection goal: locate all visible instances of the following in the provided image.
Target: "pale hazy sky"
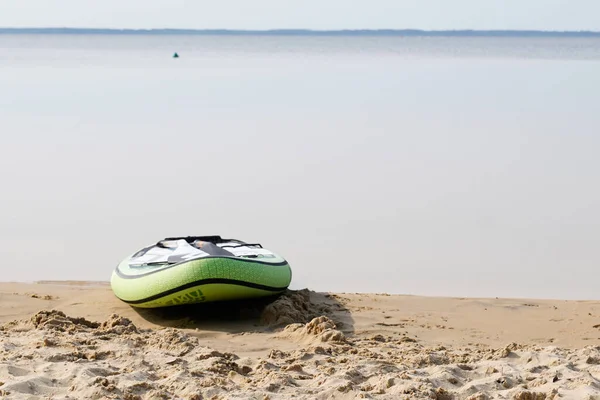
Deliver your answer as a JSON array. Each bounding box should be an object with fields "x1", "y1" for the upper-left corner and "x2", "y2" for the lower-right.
[{"x1": 1, "y1": 0, "x2": 599, "y2": 31}]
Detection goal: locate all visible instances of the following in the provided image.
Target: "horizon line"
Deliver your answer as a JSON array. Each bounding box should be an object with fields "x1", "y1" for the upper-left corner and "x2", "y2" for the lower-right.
[{"x1": 1, "y1": 27, "x2": 600, "y2": 37}]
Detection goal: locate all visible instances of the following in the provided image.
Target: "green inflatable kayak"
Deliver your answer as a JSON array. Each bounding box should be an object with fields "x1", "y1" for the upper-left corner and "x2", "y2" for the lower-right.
[{"x1": 111, "y1": 235, "x2": 292, "y2": 308}]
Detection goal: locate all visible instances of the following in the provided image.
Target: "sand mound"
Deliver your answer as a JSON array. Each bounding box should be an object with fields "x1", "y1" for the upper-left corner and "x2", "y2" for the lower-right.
[
  {"x1": 259, "y1": 289, "x2": 343, "y2": 332},
  {"x1": 260, "y1": 289, "x2": 316, "y2": 327},
  {"x1": 0, "y1": 310, "x2": 100, "y2": 333},
  {"x1": 32, "y1": 310, "x2": 100, "y2": 330},
  {"x1": 1, "y1": 310, "x2": 139, "y2": 337},
  {"x1": 281, "y1": 316, "x2": 347, "y2": 344},
  {"x1": 100, "y1": 314, "x2": 139, "y2": 334}
]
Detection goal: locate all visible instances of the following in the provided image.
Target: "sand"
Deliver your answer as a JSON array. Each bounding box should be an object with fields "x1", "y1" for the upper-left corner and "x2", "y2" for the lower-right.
[{"x1": 1, "y1": 282, "x2": 600, "y2": 399}]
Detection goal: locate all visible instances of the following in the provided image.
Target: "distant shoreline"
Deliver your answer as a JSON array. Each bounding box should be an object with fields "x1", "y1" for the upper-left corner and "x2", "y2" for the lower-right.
[{"x1": 1, "y1": 28, "x2": 600, "y2": 37}]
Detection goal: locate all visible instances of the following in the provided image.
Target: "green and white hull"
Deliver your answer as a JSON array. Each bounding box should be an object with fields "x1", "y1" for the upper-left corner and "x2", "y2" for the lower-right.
[{"x1": 111, "y1": 236, "x2": 292, "y2": 308}]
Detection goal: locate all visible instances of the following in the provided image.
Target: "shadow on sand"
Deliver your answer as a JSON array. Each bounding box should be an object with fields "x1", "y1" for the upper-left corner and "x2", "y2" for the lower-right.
[{"x1": 129, "y1": 289, "x2": 355, "y2": 335}]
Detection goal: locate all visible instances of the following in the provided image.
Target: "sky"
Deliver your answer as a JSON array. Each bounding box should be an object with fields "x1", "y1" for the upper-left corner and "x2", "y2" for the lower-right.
[{"x1": 1, "y1": 0, "x2": 599, "y2": 31}]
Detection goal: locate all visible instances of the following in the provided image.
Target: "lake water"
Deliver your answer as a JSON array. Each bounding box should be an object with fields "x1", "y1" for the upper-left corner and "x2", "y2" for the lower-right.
[{"x1": 1, "y1": 34, "x2": 599, "y2": 299}]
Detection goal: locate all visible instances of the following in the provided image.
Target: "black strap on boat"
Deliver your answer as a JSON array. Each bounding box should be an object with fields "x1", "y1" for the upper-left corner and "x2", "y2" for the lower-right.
[
  {"x1": 156, "y1": 235, "x2": 262, "y2": 248},
  {"x1": 220, "y1": 243, "x2": 263, "y2": 249},
  {"x1": 162, "y1": 235, "x2": 225, "y2": 243}
]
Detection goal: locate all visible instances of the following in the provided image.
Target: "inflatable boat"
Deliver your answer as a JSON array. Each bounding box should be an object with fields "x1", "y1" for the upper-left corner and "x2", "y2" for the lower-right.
[{"x1": 110, "y1": 235, "x2": 292, "y2": 308}]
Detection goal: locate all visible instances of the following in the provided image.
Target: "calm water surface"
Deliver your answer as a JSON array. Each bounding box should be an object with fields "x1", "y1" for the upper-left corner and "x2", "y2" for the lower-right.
[{"x1": 1, "y1": 35, "x2": 599, "y2": 299}]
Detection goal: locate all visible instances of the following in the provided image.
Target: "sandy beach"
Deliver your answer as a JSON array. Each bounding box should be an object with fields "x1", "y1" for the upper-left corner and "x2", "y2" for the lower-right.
[{"x1": 1, "y1": 282, "x2": 599, "y2": 399}]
